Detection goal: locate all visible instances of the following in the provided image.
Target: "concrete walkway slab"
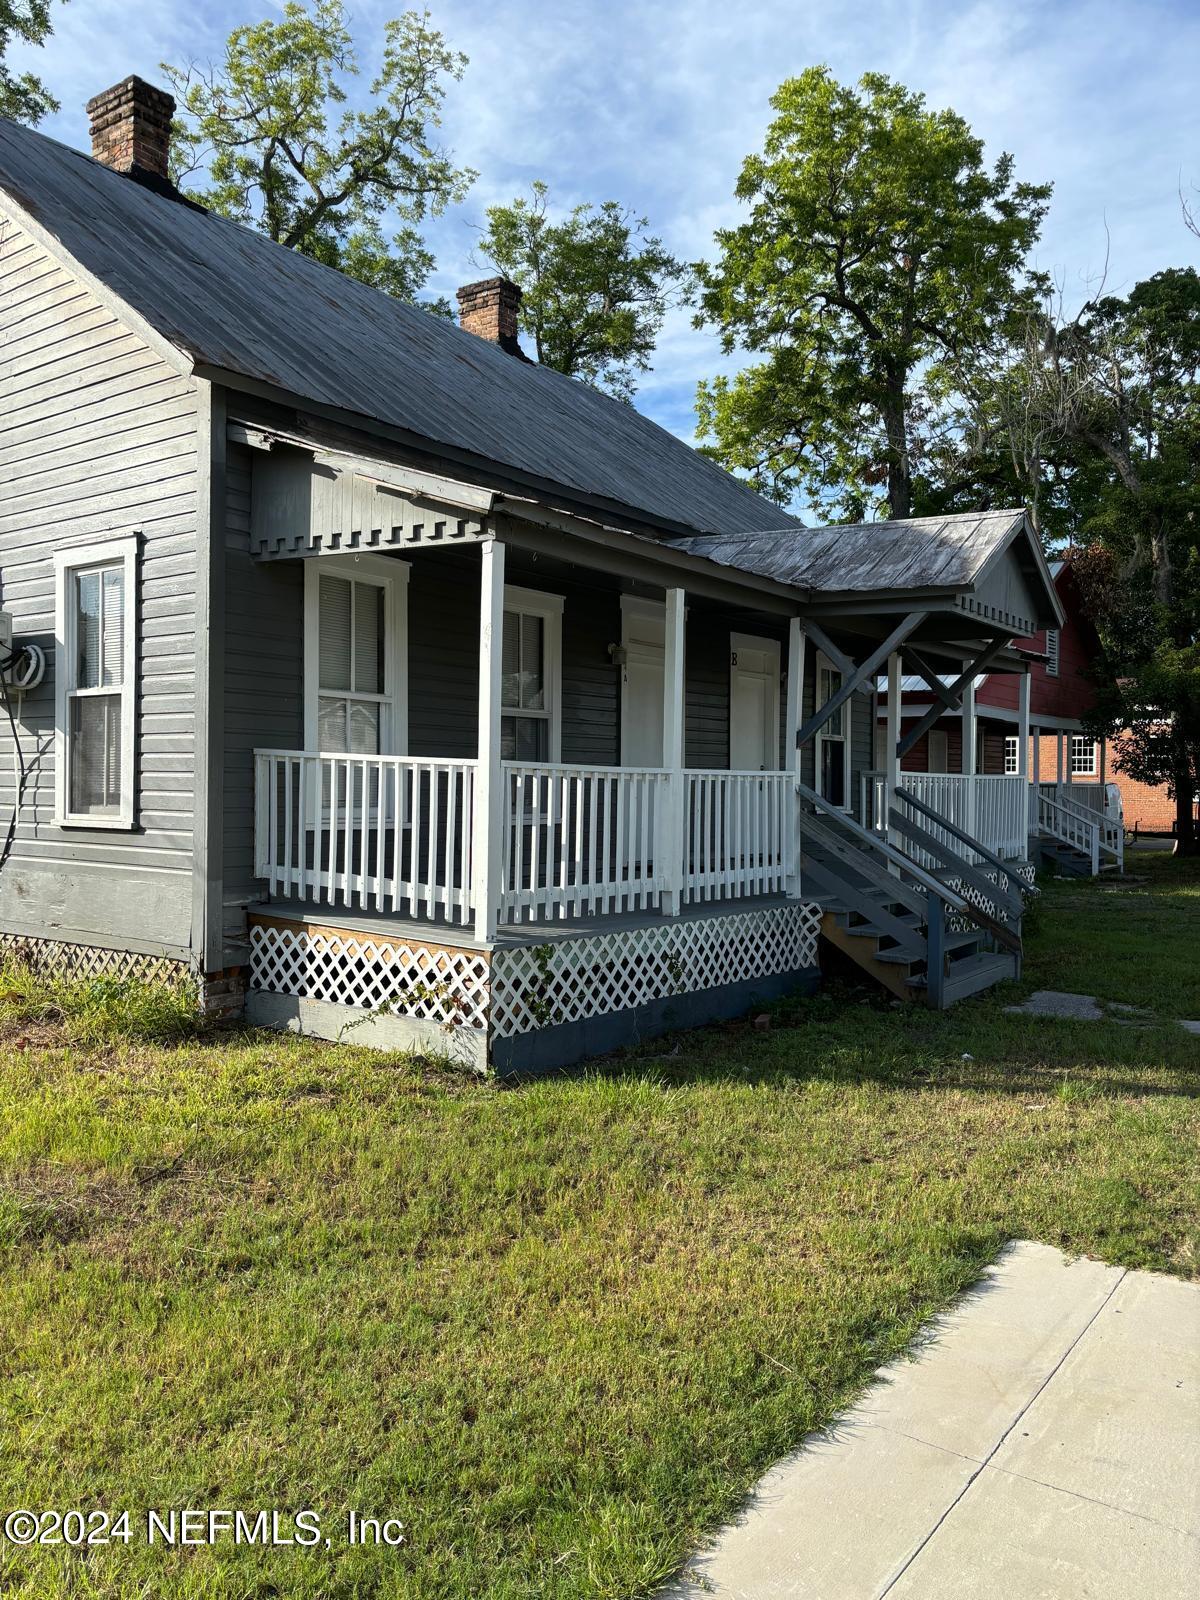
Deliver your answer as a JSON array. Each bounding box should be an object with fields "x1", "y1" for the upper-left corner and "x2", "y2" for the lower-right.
[
  {"x1": 887, "y1": 1464, "x2": 1200, "y2": 1598},
  {"x1": 665, "y1": 1242, "x2": 1200, "y2": 1600}
]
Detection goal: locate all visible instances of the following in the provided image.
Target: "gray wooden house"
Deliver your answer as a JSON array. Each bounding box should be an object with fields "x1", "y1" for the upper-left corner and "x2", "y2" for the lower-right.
[{"x1": 0, "y1": 79, "x2": 1064, "y2": 1072}]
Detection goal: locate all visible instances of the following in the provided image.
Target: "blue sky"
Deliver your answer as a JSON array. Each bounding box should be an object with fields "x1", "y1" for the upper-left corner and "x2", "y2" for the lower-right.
[{"x1": 11, "y1": 0, "x2": 1200, "y2": 453}]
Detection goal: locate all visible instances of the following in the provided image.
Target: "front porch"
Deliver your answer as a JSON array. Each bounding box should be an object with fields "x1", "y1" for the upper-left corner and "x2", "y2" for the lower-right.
[
  {"x1": 230, "y1": 431, "x2": 1058, "y2": 1061},
  {"x1": 253, "y1": 751, "x2": 798, "y2": 932}
]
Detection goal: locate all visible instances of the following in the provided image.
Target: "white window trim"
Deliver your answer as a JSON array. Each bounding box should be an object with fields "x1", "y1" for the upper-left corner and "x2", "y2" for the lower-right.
[
  {"x1": 814, "y1": 649, "x2": 852, "y2": 811},
  {"x1": 53, "y1": 534, "x2": 138, "y2": 830},
  {"x1": 1045, "y1": 628, "x2": 1060, "y2": 677},
  {"x1": 1069, "y1": 734, "x2": 1097, "y2": 777},
  {"x1": 304, "y1": 553, "x2": 408, "y2": 755},
  {"x1": 1004, "y1": 735, "x2": 1020, "y2": 775},
  {"x1": 504, "y1": 583, "x2": 563, "y2": 763},
  {"x1": 729, "y1": 631, "x2": 781, "y2": 772}
]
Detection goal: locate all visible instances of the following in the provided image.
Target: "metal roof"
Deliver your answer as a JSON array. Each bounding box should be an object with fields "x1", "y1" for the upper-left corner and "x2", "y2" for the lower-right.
[
  {"x1": 0, "y1": 117, "x2": 794, "y2": 539},
  {"x1": 662, "y1": 510, "x2": 1031, "y2": 593}
]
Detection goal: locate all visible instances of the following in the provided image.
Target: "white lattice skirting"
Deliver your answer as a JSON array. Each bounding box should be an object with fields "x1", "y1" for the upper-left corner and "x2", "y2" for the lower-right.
[
  {"x1": 946, "y1": 862, "x2": 1036, "y2": 932},
  {"x1": 490, "y1": 904, "x2": 821, "y2": 1037},
  {"x1": 248, "y1": 924, "x2": 492, "y2": 1030},
  {"x1": 247, "y1": 903, "x2": 822, "y2": 1053},
  {"x1": 0, "y1": 933, "x2": 192, "y2": 990}
]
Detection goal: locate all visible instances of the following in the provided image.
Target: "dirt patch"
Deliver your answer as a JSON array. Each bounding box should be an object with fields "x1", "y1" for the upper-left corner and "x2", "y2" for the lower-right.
[{"x1": 0, "y1": 1157, "x2": 274, "y2": 1257}]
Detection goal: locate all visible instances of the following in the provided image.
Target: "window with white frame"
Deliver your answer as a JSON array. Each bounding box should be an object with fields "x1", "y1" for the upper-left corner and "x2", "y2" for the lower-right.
[
  {"x1": 54, "y1": 536, "x2": 137, "y2": 827},
  {"x1": 1004, "y1": 735, "x2": 1020, "y2": 775},
  {"x1": 305, "y1": 556, "x2": 407, "y2": 754},
  {"x1": 1069, "y1": 734, "x2": 1097, "y2": 776},
  {"x1": 1045, "y1": 628, "x2": 1060, "y2": 677},
  {"x1": 501, "y1": 586, "x2": 563, "y2": 762}
]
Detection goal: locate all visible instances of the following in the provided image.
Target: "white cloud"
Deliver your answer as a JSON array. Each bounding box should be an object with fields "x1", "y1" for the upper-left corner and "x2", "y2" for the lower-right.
[{"x1": 11, "y1": 0, "x2": 1200, "y2": 445}]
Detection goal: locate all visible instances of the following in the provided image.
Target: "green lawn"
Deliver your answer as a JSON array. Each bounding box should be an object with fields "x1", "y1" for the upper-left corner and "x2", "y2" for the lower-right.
[{"x1": 0, "y1": 856, "x2": 1197, "y2": 1598}]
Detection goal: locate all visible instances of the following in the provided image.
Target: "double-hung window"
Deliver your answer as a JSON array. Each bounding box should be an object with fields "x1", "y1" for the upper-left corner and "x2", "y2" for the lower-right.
[
  {"x1": 305, "y1": 556, "x2": 406, "y2": 755},
  {"x1": 1004, "y1": 735, "x2": 1020, "y2": 775},
  {"x1": 501, "y1": 586, "x2": 562, "y2": 762},
  {"x1": 1069, "y1": 734, "x2": 1097, "y2": 777},
  {"x1": 54, "y1": 536, "x2": 137, "y2": 828}
]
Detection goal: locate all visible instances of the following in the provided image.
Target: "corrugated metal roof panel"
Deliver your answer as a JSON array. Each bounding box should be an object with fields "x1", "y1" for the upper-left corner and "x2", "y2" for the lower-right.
[
  {"x1": 0, "y1": 117, "x2": 794, "y2": 539},
  {"x1": 662, "y1": 510, "x2": 1028, "y2": 592}
]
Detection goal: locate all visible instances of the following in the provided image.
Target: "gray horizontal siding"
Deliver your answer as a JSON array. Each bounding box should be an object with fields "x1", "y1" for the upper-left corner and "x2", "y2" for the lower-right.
[{"x1": 0, "y1": 210, "x2": 199, "y2": 955}]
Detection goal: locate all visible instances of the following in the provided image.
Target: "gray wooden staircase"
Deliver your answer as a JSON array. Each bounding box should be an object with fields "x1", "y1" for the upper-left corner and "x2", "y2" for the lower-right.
[{"x1": 798, "y1": 783, "x2": 1038, "y2": 1009}]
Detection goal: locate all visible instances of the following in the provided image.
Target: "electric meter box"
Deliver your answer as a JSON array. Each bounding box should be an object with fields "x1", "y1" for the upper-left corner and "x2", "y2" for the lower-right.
[{"x1": 0, "y1": 611, "x2": 12, "y2": 655}]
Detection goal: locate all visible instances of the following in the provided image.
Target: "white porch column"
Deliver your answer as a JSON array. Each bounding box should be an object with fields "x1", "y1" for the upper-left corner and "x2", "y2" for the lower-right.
[
  {"x1": 661, "y1": 586, "x2": 686, "y2": 915},
  {"x1": 1018, "y1": 670, "x2": 1031, "y2": 851},
  {"x1": 962, "y1": 674, "x2": 978, "y2": 837},
  {"x1": 1031, "y1": 722, "x2": 1041, "y2": 835},
  {"x1": 1056, "y1": 731, "x2": 1065, "y2": 784},
  {"x1": 885, "y1": 651, "x2": 902, "y2": 842},
  {"x1": 786, "y1": 617, "x2": 805, "y2": 895},
  {"x1": 473, "y1": 537, "x2": 506, "y2": 941},
  {"x1": 1099, "y1": 735, "x2": 1107, "y2": 789},
  {"x1": 1017, "y1": 669, "x2": 1031, "y2": 779}
]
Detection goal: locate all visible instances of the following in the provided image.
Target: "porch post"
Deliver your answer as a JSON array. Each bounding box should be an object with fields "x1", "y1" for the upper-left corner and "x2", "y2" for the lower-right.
[
  {"x1": 885, "y1": 651, "x2": 902, "y2": 843},
  {"x1": 1017, "y1": 669, "x2": 1031, "y2": 779},
  {"x1": 661, "y1": 586, "x2": 686, "y2": 916},
  {"x1": 1099, "y1": 735, "x2": 1107, "y2": 789},
  {"x1": 473, "y1": 537, "x2": 506, "y2": 941},
  {"x1": 1057, "y1": 732, "x2": 1065, "y2": 784},
  {"x1": 963, "y1": 674, "x2": 978, "y2": 837},
  {"x1": 1031, "y1": 722, "x2": 1041, "y2": 837},
  {"x1": 786, "y1": 617, "x2": 805, "y2": 896}
]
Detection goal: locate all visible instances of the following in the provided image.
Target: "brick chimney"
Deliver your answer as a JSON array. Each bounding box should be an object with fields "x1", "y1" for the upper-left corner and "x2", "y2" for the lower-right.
[
  {"x1": 86, "y1": 76, "x2": 175, "y2": 182},
  {"x1": 456, "y1": 277, "x2": 525, "y2": 357}
]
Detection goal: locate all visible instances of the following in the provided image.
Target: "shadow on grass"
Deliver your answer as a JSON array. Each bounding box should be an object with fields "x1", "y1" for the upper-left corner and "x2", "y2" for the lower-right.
[{"x1": 568, "y1": 976, "x2": 1200, "y2": 1103}]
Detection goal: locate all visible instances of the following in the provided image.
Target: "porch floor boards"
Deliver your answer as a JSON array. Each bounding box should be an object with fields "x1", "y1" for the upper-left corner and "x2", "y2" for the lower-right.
[{"x1": 251, "y1": 892, "x2": 806, "y2": 952}]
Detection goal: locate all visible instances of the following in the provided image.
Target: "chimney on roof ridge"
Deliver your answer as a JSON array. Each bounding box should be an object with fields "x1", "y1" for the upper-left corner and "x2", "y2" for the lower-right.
[
  {"x1": 86, "y1": 76, "x2": 175, "y2": 183},
  {"x1": 456, "y1": 276, "x2": 526, "y2": 358}
]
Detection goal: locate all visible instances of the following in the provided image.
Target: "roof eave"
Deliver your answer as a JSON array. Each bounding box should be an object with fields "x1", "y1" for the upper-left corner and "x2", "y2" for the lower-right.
[{"x1": 206, "y1": 364, "x2": 791, "y2": 545}]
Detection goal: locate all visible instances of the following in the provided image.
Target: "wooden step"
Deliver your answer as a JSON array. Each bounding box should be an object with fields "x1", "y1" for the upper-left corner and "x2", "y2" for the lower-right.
[{"x1": 908, "y1": 950, "x2": 1017, "y2": 1003}]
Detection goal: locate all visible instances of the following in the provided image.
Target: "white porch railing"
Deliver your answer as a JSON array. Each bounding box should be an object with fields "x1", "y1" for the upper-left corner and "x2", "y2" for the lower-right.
[
  {"x1": 255, "y1": 753, "x2": 800, "y2": 928},
  {"x1": 500, "y1": 763, "x2": 671, "y2": 921},
  {"x1": 254, "y1": 751, "x2": 476, "y2": 924},
  {"x1": 1035, "y1": 786, "x2": 1124, "y2": 872},
  {"x1": 859, "y1": 771, "x2": 1029, "y2": 865},
  {"x1": 684, "y1": 770, "x2": 793, "y2": 902}
]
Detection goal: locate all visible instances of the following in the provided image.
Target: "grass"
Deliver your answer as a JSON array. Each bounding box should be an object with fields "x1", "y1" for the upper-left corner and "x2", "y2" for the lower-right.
[{"x1": 0, "y1": 855, "x2": 1196, "y2": 1598}]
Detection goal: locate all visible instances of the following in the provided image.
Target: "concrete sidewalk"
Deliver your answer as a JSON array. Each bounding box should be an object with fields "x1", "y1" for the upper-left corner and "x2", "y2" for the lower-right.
[{"x1": 665, "y1": 1242, "x2": 1200, "y2": 1599}]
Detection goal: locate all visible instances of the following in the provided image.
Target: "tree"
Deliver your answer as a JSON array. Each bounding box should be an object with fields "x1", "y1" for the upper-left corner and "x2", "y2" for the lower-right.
[
  {"x1": 1, "y1": 0, "x2": 59, "y2": 124},
  {"x1": 992, "y1": 269, "x2": 1200, "y2": 851},
  {"x1": 694, "y1": 68, "x2": 1050, "y2": 519},
  {"x1": 163, "y1": 0, "x2": 474, "y2": 307},
  {"x1": 477, "y1": 182, "x2": 689, "y2": 399}
]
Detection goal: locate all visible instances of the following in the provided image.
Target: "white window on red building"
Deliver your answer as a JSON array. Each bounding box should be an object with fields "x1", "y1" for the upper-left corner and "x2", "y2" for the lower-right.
[
  {"x1": 1004, "y1": 735, "x2": 1020, "y2": 775},
  {"x1": 1069, "y1": 734, "x2": 1097, "y2": 776}
]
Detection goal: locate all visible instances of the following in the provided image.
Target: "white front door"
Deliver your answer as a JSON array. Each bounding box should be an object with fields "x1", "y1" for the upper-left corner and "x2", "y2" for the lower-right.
[
  {"x1": 730, "y1": 634, "x2": 780, "y2": 770},
  {"x1": 621, "y1": 598, "x2": 666, "y2": 766}
]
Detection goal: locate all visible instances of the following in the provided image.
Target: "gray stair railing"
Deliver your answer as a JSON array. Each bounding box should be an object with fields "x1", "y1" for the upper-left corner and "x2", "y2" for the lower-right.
[
  {"x1": 797, "y1": 781, "x2": 1007, "y2": 1008},
  {"x1": 888, "y1": 786, "x2": 1037, "y2": 973}
]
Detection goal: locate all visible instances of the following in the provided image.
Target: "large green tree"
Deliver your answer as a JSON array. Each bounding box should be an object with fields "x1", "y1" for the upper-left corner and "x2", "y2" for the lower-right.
[
  {"x1": 477, "y1": 182, "x2": 689, "y2": 399},
  {"x1": 164, "y1": 0, "x2": 474, "y2": 306},
  {"x1": 1, "y1": 0, "x2": 59, "y2": 124},
  {"x1": 990, "y1": 269, "x2": 1200, "y2": 850},
  {"x1": 695, "y1": 68, "x2": 1050, "y2": 519}
]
